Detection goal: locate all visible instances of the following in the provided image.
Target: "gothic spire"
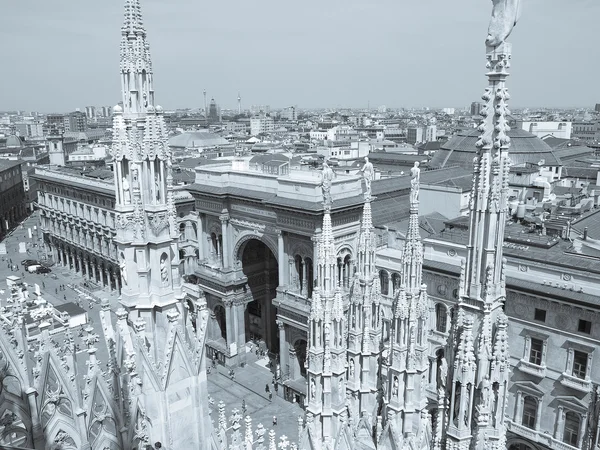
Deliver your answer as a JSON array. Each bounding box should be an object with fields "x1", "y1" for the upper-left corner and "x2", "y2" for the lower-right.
[
  {"x1": 401, "y1": 163, "x2": 423, "y2": 292},
  {"x1": 120, "y1": 0, "x2": 155, "y2": 115}
]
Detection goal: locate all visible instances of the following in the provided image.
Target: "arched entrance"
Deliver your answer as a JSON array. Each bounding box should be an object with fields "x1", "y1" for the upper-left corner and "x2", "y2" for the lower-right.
[{"x1": 240, "y1": 238, "x2": 279, "y2": 353}]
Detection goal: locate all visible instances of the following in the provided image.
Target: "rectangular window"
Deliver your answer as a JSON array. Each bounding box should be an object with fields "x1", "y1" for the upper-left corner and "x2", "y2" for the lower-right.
[
  {"x1": 572, "y1": 351, "x2": 588, "y2": 379},
  {"x1": 534, "y1": 308, "x2": 546, "y2": 322},
  {"x1": 522, "y1": 396, "x2": 537, "y2": 429},
  {"x1": 529, "y1": 338, "x2": 543, "y2": 366},
  {"x1": 563, "y1": 412, "x2": 580, "y2": 447},
  {"x1": 578, "y1": 319, "x2": 591, "y2": 334}
]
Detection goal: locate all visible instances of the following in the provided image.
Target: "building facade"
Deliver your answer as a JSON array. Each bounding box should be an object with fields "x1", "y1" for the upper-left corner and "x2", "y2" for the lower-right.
[{"x1": 0, "y1": 160, "x2": 27, "y2": 238}]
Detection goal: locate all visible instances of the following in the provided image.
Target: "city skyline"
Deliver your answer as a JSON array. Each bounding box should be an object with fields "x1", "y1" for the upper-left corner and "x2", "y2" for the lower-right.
[{"x1": 2, "y1": 0, "x2": 598, "y2": 112}]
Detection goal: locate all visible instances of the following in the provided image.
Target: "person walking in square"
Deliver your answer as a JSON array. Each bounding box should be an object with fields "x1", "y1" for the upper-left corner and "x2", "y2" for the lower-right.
[{"x1": 272, "y1": 416, "x2": 277, "y2": 426}]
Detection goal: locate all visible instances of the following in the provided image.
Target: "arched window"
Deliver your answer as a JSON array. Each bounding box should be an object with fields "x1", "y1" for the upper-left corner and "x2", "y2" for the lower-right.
[
  {"x1": 305, "y1": 257, "x2": 314, "y2": 298},
  {"x1": 435, "y1": 304, "x2": 447, "y2": 333},
  {"x1": 343, "y1": 254, "x2": 352, "y2": 288},
  {"x1": 379, "y1": 270, "x2": 389, "y2": 296},
  {"x1": 521, "y1": 396, "x2": 537, "y2": 429},
  {"x1": 391, "y1": 273, "x2": 401, "y2": 295},
  {"x1": 563, "y1": 412, "x2": 580, "y2": 447}
]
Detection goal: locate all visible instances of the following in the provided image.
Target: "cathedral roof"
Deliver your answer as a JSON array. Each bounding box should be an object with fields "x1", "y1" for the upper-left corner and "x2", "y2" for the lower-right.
[{"x1": 430, "y1": 128, "x2": 562, "y2": 169}]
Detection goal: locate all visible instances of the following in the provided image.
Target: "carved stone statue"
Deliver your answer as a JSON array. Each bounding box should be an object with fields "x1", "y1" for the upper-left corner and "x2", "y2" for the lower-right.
[
  {"x1": 486, "y1": 0, "x2": 522, "y2": 48},
  {"x1": 160, "y1": 254, "x2": 169, "y2": 286},
  {"x1": 361, "y1": 156, "x2": 374, "y2": 198},
  {"x1": 119, "y1": 253, "x2": 127, "y2": 286},
  {"x1": 122, "y1": 177, "x2": 131, "y2": 204},
  {"x1": 320, "y1": 161, "x2": 334, "y2": 208},
  {"x1": 310, "y1": 378, "x2": 317, "y2": 400},
  {"x1": 410, "y1": 162, "x2": 421, "y2": 203},
  {"x1": 349, "y1": 359, "x2": 355, "y2": 378},
  {"x1": 481, "y1": 375, "x2": 491, "y2": 410},
  {"x1": 155, "y1": 174, "x2": 161, "y2": 202},
  {"x1": 439, "y1": 357, "x2": 448, "y2": 388},
  {"x1": 131, "y1": 167, "x2": 139, "y2": 189}
]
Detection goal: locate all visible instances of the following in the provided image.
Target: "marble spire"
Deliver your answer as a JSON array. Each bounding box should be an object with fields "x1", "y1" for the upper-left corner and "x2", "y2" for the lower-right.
[
  {"x1": 106, "y1": 1, "x2": 212, "y2": 448},
  {"x1": 346, "y1": 187, "x2": 383, "y2": 437},
  {"x1": 120, "y1": 0, "x2": 154, "y2": 115},
  {"x1": 446, "y1": 5, "x2": 516, "y2": 449},
  {"x1": 383, "y1": 161, "x2": 431, "y2": 449},
  {"x1": 305, "y1": 195, "x2": 347, "y2": 447}
]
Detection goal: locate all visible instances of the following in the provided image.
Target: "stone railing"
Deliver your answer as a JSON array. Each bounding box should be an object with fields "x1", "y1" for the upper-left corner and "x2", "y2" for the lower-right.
[
  {"x1": 276, "y1": 290, "x2": 311, "y2": 312},
  {"x1": 35, "y1": 167, "x2": 114, "y2": 192}
]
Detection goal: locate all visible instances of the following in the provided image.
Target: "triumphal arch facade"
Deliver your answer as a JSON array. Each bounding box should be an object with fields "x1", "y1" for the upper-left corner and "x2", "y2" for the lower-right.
[{"x1": 187, "y1": 158, "x2": 365, "y2": 400}]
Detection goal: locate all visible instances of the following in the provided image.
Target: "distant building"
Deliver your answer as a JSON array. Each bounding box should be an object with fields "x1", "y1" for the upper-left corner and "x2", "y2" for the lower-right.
[
  {"x1": 442, "y1": 107, "x2": 455, "y2": 115},
  {"x1": 572, "y1": 121, "x2": 599, "y2": 142},
  {"x1": 250, "y1": 115, "x2": 274, "y2": 136},
  {"x1": 46, "y1": 132, "x2": 77, "y2": 166},
  {"x1": 208, "y1": 98, "x2": 219, "y2": 122},
  {"x1": 64, "y1": 111, "x2": 87, "y2": 132},
  {"x1": 516, "y1": 120, "x2": 572, "y2": 139},
  {"x1": 595, "y1": 103, "x2": 600, "y2": 113},
  {"x1": 282, "y1": 106, "x2": 297, "y2": 121},
  {"x1": 470, "y1": 101, "x2": 483, "y2": 116},
  {"x1": 45, "y1": 114, "x2": 65, "y2": 133},
  {"x1": 85, "y1": 106, "x2": 96, "y2": 120},
  {"x1": 100, "y1": 106, "x2": 112, "y2": 118},
  {"x1": 425, "y1": 124, "x2": 437, "y2": 142},
  {"x1": 251, "y1": 105, "x2": 270, "y2": 115},
  {"x1": 15, "y1": 121, "x2": 44, "y2": 138},
  {"x1": 407, "y1": 127, "x2": 423, "y2": 144}
]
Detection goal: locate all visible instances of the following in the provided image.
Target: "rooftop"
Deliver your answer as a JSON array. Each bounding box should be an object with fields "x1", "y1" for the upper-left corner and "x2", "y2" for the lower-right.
[{"x1": 430, "y1": 128, "x2": 562, "y2": 169}]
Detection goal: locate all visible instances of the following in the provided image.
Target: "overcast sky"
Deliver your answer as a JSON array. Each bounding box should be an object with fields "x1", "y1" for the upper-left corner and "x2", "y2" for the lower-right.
[{"x1": 1, "y1": 0, "x2": 598, "y2": 112}]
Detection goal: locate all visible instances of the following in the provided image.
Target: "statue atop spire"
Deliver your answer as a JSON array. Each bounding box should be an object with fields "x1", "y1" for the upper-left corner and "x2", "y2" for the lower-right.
[
  {"x1": 361, "y1": 156, "x2": 374, "y2": 200},
  {"x1": 486, "y1": 0, "x2": 522, "y2": 47},
  {"x1": 320, "y1": 160, "x2": 334, "y2": 210},
  {"x1": 410, "y1": 161, "x2": 421, "y2": 204}
]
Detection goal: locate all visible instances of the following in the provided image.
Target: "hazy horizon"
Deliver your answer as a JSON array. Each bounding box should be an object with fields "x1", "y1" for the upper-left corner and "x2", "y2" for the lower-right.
[{"x1": 2, "y1": 0, "x2": 598, "y2": 112}]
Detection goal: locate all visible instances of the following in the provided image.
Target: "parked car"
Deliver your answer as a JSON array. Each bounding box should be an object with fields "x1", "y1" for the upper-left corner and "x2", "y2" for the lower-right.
[
  {"x1": 21, "y1": 259, "x2": 37, "y2": 266},
  {"x1": 35, "y1": 267, "x2": 51, "y2": 274}
]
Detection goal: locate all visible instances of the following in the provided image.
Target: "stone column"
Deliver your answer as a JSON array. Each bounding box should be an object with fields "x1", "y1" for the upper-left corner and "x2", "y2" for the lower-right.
[
  {"x1": 277, "y1": 231, "x2": 286, "y2": 286},
  {"x1": 514, "y1": 391, "x2": 523, "y2": 422},
  {"x1": 277, "y1": 321, "x2": 288, "y2": 380},
  {"x1": 578, "y1": 413, "x2": 587, "y2": 449},
  {"x1": 288, "y1": 257, "x2": 295, "y2": 292},
  {"x1": 208, "y1": 235, "x2": 215, "y2": 263},
  {"x1": 197, "y1": 214, "x2": 205, "y2": 260},
  {"x1": 224, "y1": 299, "x2": 235, "y2": 363},
  {"x1": 555, "y1": 406, "x2": 564, "y2": 440},
  {"x1": 535, "y1": 397, "x2": 543, "y2": 431},
  {"x1": 300, "y1": 259, "x2": 306, "y2": 296},
  {"x1": 289, "y1": 348, "x2": 299, "y2": 380},
  {"x1": 233, "y1": 300, "x2": 246, "y2": 364},
  {"x1": 220, "y1": 212, "x2": 230, "y2": 269}
]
